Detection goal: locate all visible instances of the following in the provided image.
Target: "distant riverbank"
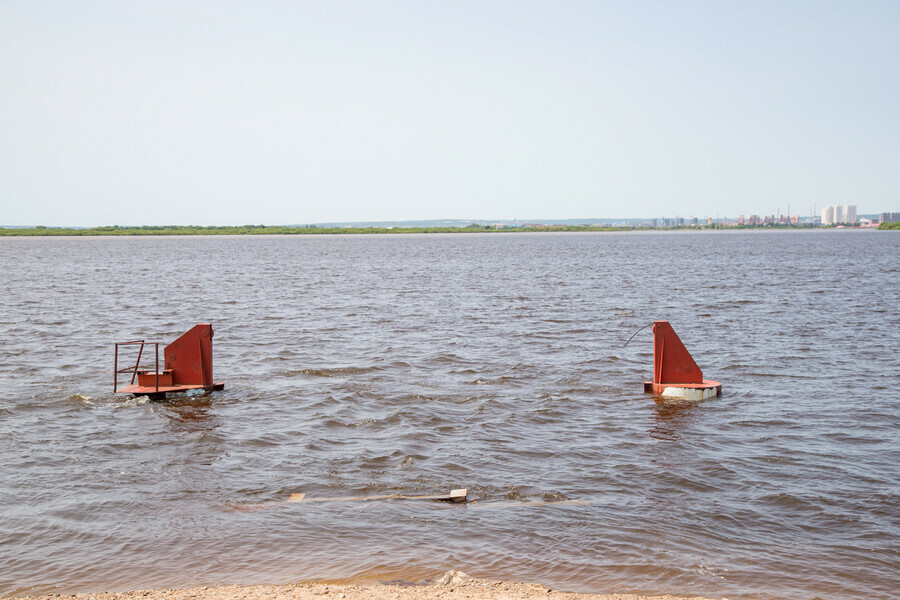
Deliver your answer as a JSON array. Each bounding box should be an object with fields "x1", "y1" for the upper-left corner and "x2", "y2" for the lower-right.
[
  {"x1": 1, "y1": 223, "x2": 881, "y2": 236},
  {"x1": 2, "y1": 224, "x2": 629, "y2": 236}
]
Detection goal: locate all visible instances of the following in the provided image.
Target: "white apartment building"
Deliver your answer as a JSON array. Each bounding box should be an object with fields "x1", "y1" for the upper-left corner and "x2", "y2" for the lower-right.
[{"x1": 821, "y1": 203, "x2": 857, "y2": 225}]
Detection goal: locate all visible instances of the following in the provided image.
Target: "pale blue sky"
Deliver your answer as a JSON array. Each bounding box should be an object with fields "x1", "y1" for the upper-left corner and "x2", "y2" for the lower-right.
[{"x1": 1, "y1": 1, "x2": 898, "y2": 226}]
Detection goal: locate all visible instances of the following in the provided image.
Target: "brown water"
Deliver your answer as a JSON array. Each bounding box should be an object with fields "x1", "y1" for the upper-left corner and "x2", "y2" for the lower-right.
[{"x1": 1, "y1": 231, "x2": 898, "y2": 599}]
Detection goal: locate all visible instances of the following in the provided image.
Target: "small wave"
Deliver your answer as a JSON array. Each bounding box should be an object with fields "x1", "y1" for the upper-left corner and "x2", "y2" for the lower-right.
[
  {"x1": 322, "y1": 417, "x2": 378, "y2": 429},
  {"x1": 67, "y1": 394, "x2": 95, "y2": 405},
  {"x1": 466, "y1": 376, "x2": 520, "y2": 386},
  {"x1": 760, "y1": 492, "x2": 821, "y2": 512},
  {"x1": 117, "y1": 395, "x2": 151, "y2": 407},
  {"x1": 428, "y1": 354, "x2": 466, "y2": 364},
  {"x1": 450, "y1": 368, "x2": 478, "y2": 375},
  {"x1": 466, "y1": 485, "x2": 574, "y2": 505},
  {"x1": 298, "y1": 366, "x2": 382, "y2": 378},
  {"x1": 540, "y1": 490, "x2": 570, "y2": 502},
  {"x1": 721, "y1": 389, "x2": 754, "y2": 398}
]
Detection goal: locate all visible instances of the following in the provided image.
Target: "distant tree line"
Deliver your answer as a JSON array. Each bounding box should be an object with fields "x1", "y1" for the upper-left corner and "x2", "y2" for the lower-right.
[
  {"x1": 0, "y1": 224, "x2": 629, "y2": 236},
  {"x1": 8, "y1": 221, "x2": 884, "y2": 235}
]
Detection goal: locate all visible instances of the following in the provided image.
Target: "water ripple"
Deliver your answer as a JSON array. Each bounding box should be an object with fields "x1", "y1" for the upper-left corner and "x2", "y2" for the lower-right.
[{"x1": 0, "y1": 231, "x2": 898, "y2": 599}]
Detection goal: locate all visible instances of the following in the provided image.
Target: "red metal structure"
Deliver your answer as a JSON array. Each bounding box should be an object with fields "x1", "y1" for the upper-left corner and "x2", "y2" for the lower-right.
[
  {"x1": 643, "y1": 320, "x2": 721, "y2": 400},
  {"x1": 115, "y1": 324, "x2": 224, "y2": 400}
]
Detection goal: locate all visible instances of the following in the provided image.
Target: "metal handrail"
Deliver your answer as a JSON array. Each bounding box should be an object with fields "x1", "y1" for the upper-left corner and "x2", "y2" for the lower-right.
[{"x1": 114, "y1": 341, "x2": 160, "y2": 392}]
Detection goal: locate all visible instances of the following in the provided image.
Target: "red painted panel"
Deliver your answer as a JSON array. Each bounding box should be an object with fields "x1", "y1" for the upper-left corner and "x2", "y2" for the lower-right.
[
  {"x1": 164, "y1": 324, "x2": 214, "y2": 386},
  {"x1": 137, "y1": 371, "x2": 173, "y2": 387},
  {"x1": 652, "y1": 320, "x2": 703, "y2": 384}
]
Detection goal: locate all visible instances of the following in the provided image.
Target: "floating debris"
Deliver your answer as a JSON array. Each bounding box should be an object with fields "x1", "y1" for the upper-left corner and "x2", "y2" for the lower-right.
[{"x1": 287, "y1": 488, "x2": 468, "y2": 504}]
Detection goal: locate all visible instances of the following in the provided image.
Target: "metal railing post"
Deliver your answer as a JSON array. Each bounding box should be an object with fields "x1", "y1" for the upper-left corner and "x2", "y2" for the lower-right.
[{"x1": 131, "y1": 342, "x2": 144, "y2": 385}]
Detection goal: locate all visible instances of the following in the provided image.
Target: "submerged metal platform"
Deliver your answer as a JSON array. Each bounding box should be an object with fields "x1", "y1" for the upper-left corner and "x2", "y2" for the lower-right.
[
  {"x1": 116, "y1": 382, "x2": 224, "y2": 397},
  {"x1": 114, "y1": 324, "x2": 224, "y2": 400}
]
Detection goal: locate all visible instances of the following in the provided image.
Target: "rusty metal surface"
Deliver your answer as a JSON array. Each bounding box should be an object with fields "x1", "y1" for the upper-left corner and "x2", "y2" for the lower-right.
[
  {"x1": 165, "y1": 324, "x2": 214, "y2": 386},
  {"x1": 114, "y1": 324, "x2": 223, "y2": 398},
  {"x1": 116, "y1": 382, "x2": 224, "y2": 395},
  {"x1": 137, "y1": 371, "x2": 173, "y2": 387},
  {"x1": 644, "y1": 320, "x2": 721, "y2": 397},
  {"x1": 651, "y1": 320, "x2": 704, "y2": 385}
]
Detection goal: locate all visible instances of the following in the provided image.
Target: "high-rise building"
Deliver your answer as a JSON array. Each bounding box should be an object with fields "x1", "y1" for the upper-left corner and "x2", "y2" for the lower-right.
[{"x1": 821, "y1": 203, "x2": 857, "y2": 225}]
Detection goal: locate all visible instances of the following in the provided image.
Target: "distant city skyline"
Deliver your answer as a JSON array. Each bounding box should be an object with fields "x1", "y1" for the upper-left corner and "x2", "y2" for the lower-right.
[
  {"x1": 2, "y1": 2, "x2": 898, "y2": 226},
  {"x1": 1, "y1": 208, "x2": 890, "y2": 229}
]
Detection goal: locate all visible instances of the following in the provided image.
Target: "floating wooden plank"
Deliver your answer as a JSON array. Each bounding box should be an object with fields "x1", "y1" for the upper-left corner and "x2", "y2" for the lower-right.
[
  {"x1": 469, "y1": 499, "x2": 591, "y2": 509},
  {"x1": 287, "y1": 489, "x2": 468, "y2": 504},
  {"x1": 232, "y1": 490, "x2": 587, "y2": 513}
]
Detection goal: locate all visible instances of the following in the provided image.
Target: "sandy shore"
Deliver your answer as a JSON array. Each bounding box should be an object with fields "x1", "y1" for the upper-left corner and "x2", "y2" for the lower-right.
[{"x1": 17, "y1": 572, "x2": 722, "y2": 600}]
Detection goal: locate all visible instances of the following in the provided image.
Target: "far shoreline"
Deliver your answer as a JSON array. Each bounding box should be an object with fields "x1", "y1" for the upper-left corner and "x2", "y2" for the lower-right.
[{"x1": 1, "y1": 223, "x2": 889, "y2": 237}]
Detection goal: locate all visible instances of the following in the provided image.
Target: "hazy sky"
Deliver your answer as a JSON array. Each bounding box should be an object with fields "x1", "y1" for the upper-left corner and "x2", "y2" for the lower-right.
[{"x1": 2, "y1": 1, "x2": 898, "y2": 226}]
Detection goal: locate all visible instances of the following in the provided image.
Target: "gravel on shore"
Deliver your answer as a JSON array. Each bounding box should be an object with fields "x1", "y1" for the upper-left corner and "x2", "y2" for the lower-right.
[{"x1": 17, "y1": 571, "x2": 723, "y2": 600}]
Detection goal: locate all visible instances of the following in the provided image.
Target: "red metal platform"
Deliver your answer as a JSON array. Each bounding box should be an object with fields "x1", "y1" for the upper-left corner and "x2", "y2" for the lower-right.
[
  {"x1": 116, "y1": 382, "x2": 225, "y2": 396},
  {"x1": 114, "y1": 324, "x2": 224, "y2": 400}
]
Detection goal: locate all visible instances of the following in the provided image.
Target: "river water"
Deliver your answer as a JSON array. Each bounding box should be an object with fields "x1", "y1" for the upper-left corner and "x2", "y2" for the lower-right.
[{"x1": 0, "y1": 231, "x2": 897, "y2": 599}]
